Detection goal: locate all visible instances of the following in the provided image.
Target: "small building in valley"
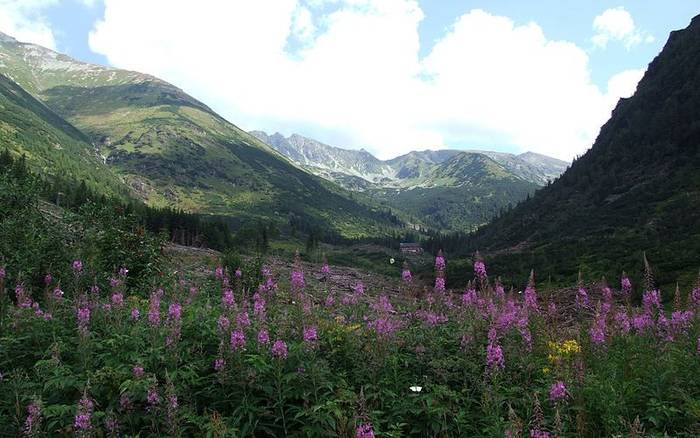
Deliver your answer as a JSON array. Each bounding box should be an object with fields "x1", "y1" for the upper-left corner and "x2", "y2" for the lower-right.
[{"x1": 400, "y1": 242, "x2": 423, "y2": 255}]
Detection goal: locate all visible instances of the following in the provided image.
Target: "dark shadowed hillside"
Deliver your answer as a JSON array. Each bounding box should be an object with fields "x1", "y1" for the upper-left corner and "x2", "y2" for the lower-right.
[{"x1": 465, "y1": 14, "x2": 700, "y2": 287}]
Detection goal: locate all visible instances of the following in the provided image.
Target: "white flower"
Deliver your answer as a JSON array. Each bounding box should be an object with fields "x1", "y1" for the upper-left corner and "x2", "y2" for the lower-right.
[
  {"x1": 390, "y1": 258, "x2": 395, "y2": 265},
  {"x1": 410, "y1": 386, "x2": 422, "y2": 393}
]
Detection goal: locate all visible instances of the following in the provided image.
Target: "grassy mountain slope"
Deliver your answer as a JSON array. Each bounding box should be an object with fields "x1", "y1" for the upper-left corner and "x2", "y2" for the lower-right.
[
  {"x1": 372, "y1": 152, "x2": 538, "y2": 230},
  {"x1": 0, "y1": 73, "x2": 128, "y2": 197},
  {"x1": 253, "y1": 131, "x2": 561, "y2": 231},
  {"x1": 0, "y1": 32, "x2": 401, "y2": 238},
  {"x1": 467, "y1": 14, "x2": 700, "y2": 287}
]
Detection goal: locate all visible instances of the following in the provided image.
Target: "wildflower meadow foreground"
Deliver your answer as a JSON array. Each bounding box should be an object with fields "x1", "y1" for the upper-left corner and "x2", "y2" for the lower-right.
[{"x1": 1, "y1": 252, "x2": 700, "y2": 437}]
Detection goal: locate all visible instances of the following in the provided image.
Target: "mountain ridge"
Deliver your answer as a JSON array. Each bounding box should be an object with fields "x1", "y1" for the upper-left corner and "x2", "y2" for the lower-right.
[
  {"x1": 250, "y1": 130, "x2": 568, "y2": 189},
  {"x1": 0, "y1": 31, "x2": 404, "y2": 239},
  {"x1": 460, "y1": 13, "x2": 700, "y2": 286},
  {"x1": 252, "y1": 130, "x2": 566, "y2": 230}
]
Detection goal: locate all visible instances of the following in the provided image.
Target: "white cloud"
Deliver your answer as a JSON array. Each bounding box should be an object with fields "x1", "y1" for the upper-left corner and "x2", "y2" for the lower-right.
[
  {"x1": 0, "y1": 0, "x2": 58, "y2": 49},
  {"x1": 88, "y1": 1, "x2": 645, "y2": 161},
  {"x1": 592, "y1": 7, "x2": 654, "y2": 50},
  {"x1": 607, "y1": 68, "x2": 645, "y2": 99}
]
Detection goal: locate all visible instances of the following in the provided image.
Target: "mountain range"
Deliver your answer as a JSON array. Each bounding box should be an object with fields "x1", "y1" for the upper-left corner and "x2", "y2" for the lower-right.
[
  {"x1": 0, "y1": 30, "x2": 403, "y2": 239},
  {"x1": 252, "y1": 131, "x2": 568, "y2": 230}
]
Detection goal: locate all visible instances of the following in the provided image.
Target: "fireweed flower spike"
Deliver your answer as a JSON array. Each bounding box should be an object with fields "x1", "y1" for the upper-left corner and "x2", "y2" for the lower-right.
[
  {"x1": 401, "y1": 262, "x2": 412, "y2": 284},
  {"x1": 271, "y1": 339, "x2": 288, "y2": 359},
  {"x1": 549, "y1": 381, "x2": 567, "y2": 403},
  {"x1": 473, "y1": 252, "x2": 487, "y2": 282},
  {"x1": 72, "y1": 260, "x2": 83, "y2": 275},
  {"x1": 24, "y1": 402, "x2": 41, "y2": 437},
  {"x1": 74, "y1": 394, "x2": 93, "y2": 435},
  {"x1": 356, "y1": 423, "x2": 375, "y2": 438},
  {"x1": 524, "y1": 270, "x2": 538, "y2": 312}
]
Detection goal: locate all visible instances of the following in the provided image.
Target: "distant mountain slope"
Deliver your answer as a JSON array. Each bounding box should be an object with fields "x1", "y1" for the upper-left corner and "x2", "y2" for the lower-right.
[
  {"x1": 467, "y1": 14, "x2": 700, "y2": 286},
  {"x1": 0, "y1": 73, "x2": 128, "y2": 197},
  {"x1": 252, "y1": 131, "x2": 566, "y2": 230},
  {"x1": 0, "y1": 31, "x2": 402, "y2": 238}
]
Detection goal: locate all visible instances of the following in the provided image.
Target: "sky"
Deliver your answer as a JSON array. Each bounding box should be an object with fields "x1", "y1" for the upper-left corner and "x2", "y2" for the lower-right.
[{"x1": 0, "y1": 1, "x2": 697, "y2": 161}]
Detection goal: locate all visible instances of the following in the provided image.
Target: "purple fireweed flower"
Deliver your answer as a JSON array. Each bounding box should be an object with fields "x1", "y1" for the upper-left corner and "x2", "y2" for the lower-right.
[
  {"x1": 402, "y1": 268, "x2": 412, "y2": 283},
  {"x1": 434, "y1": 277, "x2": 446, "y2": 293},
  {"x1": 235, "y1": 268, "x2": 242, "y2": 279},
  {"x1": 230, "y1": 329, "x2": 246, "y2": 351},
  {"x1": 657, "y1": 314, "x2": 674, "y2": 342},
  {"x1": 690, "y1": 287, "x2": 700, "y2": 309},
  {"x1": 516, "y1": 314, "x2": 532, "y2": 350},
  {"x1": 423, "y1": 311, "x2": 447, "y2": 327},
  {"x1": 354, "y1": 282, "x2": 365, "y2": 295},
  {"x1": 15, "y1": 283, "x2": 32, "y2": 308},
  {"x1": 368, "y1": 317, "x2": 399, "y2": 338},
  {"x1": 462, "y1": 286, "x2": 477, "y2": 307},
  {"x1": 356, "y1": 423, "x2": 375, "y2": 438},
  {"x1": 257, "y1": 328, "x2": 270, "y2": 346},
  {"x1": 52, "y1": 287, "x2": 64, "y2": 301},
  {"x1": 590, "y1": 314, "x2": 606, "y2": 345},
  {"x1": 222, "y1": 288, "x2": 235, "y2": 310},
  {"x1": 0, "y1": 266, "x2": 5, "y2": 280},
  {"x1": 530, "y1": 429, "x2": 551, "y2": 438},
  {"x1": 217, "y1": 315, "x2": 230, "y2": 332},
  {"x1": 131, "y1": 308, "x2": 140, "y2": 321},
  {"x1": 236, "y1": 311, "x2": 250, "y2": 328},
  {"x1": 576, "y1": 286, "x2": 589, "y2": 309},
  {"x1": 111, "y1": 292, "x2": 124, "y2": 307},
  {"x1": 109, "y1": 277, "x2": 121, "y2": 288},
  {"x1": 168, "y1": 394, "x2": 178, "y2": 410},
  {"x1": 74, "y1": 395, "x2": 93, "y2": 432},
  {"x1": 168, "y1": 302, "x2": 182, "y2": 321},
  {"x1": 90, "y1": 285, "x2": 100, "y2": 295},
  {"x1": 215, "y1": 266, "x2": 224, "y2": 280},
  {"x1": 291, "y1": 270, "x2": 305, "y2": 290},
  {"x1": 271, "y1": 339, "x2": 288, "y2": 359},
  {"x1": 132, "y1": 365, "x2": 144, "y2": 378},
  {"x1": 147, "y1": 387, "x2": 160, "y2": 408},
  {"x1": 43, "y1": 274, "x2": 52, "y2": 286},
  {"x1": 494, "y1": 281, "x2": 505, "y2": 300},
  {"x1": 643, "y1": 290, "x2": 661, "y2": 315},
  {"x1": 303, "y1": 326, "x2": 318, "y2": 343},
  {"x1": 474, "y1": 260, "x2": 487, "y2": 280},
  {"x1": 214, "y1": 358, "x2": 226, "y2": 371},
  {"x1": 342, "y1": 294, "x2": 358, "y2": 306},
  {"x1": 76, "y1": 307, "x2": 90, "y2": 335},
  {"x1": 148, "y1": 289, "x2": 163, "y2": 327},
  {"x1": 253, "y1": 293, "x2": 266, "y2": 318},
  {"x1": 24, "y1": 402, "x2": 41, "y2": 437},
  {"x1": 549, "y1": 381, "x2": 567, "y2": 402},
  {"x1": 671, "y1": 310, "x2": 693, "y2": 334},
  {"x1": 524, "y1": 284, "x2": 538, "y2": 312},
  {"x1": 434, "y1": 253, "x2": 445, "y2": 271},
  {"x1": 325, "y1": 292, "x2": 334, "y2": 307},
  {"x1": 602, "y1": 286, "x2": 613, "y2": 303},
  {"x1": 72, "y1": 260, "x2": 83, "y2": 274},
  {"x1": 118, "y1": 267, "x2": 129, "y2": 277},
  {"x1": 486, "y1": 342, "x2": 504, "y2": 371},
  {"x1": 632, "y1": 313, "x2": 653, "y2": 332},
  {"x1": 614, "y1": 310, "x2": 631, "y2": 334},
  {"x1": 321, "y1": 263, "x2": 331, "y2": 276},
  {"x1": 373, "y1": 295, "x2": 394, "y2": 313},
  {"x1": 621, "y1": 276, "x2": 632, "y2": 295}
]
